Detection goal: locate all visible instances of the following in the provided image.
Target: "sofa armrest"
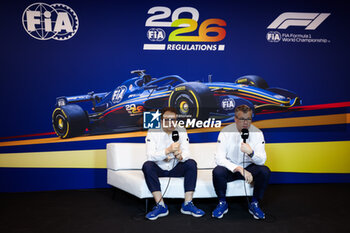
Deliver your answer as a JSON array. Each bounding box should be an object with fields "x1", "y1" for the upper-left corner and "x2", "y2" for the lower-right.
[{"x1": 107, "y1": 143, "x2": 147, "y2": 170}]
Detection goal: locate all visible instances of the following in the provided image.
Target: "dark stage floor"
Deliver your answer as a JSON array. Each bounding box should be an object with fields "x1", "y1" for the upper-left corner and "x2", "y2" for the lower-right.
[{"x1": 1, "y1": 183, "x2": 349, "y2": 233}]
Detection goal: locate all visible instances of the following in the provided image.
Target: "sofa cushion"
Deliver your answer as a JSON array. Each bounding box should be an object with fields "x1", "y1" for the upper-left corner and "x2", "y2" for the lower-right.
[{"x1": 107, "y1": 169, "x2": 253, "y2": 199}]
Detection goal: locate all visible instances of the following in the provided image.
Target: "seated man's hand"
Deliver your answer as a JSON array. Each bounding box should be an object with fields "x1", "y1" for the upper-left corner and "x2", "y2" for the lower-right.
[
  {"x1": 164, "y1": 155, "x2": 171, "y2": 162},
  {"x1": 166, "y1": 142, "x2": 180, "y2": 154},
  {"x1": 174, "y1": 149, "x2": 183, "y2": 161},
  {"x1": 234, "y1": 166, "x2": 253, "y2": 184},
  {"x1": 240, "y1": 142, "x2": 253, "y2": 155},
  {"x1": 243, "y1": 170, "x2": 253, "y2": 184}
]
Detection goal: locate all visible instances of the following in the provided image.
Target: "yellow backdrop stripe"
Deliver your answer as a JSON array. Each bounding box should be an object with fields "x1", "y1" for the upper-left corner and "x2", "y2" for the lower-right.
[{"x1": 0, "y1": 141, "x2": 349, "y2": 173}]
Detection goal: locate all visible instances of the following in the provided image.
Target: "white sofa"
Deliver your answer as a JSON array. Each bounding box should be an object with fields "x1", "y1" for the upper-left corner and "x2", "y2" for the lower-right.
[{"x1": 107, "y1": 142, "x2": 253, "y2": 200}]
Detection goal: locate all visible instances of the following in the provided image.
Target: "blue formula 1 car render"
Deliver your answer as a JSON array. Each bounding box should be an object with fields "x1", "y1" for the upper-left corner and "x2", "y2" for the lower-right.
[{"x1": 52, "y1": 70, "x2": 301, "y2": 138}]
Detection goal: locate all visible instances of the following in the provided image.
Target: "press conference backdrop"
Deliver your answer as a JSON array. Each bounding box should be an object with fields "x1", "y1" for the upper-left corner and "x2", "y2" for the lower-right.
[{"x1": 1, "y1": 0, "x2": 349, "y2": 192}]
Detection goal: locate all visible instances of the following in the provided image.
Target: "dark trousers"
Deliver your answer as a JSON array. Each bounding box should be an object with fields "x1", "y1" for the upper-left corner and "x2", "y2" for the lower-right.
[
  {"x1": 142, "y1": 159, "x2": 198, "y2": 193},
  {"x1": 212, "y1": 164, "x2": 271, "y2": 201}
]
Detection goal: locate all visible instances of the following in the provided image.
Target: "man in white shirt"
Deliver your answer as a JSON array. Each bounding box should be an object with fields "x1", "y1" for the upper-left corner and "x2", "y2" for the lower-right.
[
  {"x1": 142, "y1": 107, "x2": 205, "y2": 220},
  {"x1": 212, "y1": 105, "x2": 270, "y2": 220}
]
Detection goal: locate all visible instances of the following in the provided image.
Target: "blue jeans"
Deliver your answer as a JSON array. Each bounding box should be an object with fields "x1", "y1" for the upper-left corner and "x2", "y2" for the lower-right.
[{"x1": 142, "y1": 159, "x2": 198, "y2": 193}]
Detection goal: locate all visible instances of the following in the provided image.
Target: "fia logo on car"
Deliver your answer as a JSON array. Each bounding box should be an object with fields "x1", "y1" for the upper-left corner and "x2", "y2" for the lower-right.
[
  {"x1": 221, "y1": 98, "x2": 235, "y2": 111},
  {"x1": 112, "y1": 86, "x2": 127, "y2": 104},
  {"x1": 22, "y1": 3, "x2": 79, "y2": 41}
]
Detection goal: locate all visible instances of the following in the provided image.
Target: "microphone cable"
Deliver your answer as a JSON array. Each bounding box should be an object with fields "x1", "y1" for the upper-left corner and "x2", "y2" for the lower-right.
[
  {"x1": 135, "y1": 130, "x2": 180, "y2": 220},
  {"x1": 242, "y1": 152, "x2": 275, "y2": 223},
  {"x1": 241, "y1": 129, "x2": 275, "y2": 222},
  {"x1": 150, "y1": 131, "x2": 180, "y2": 213},
  {"x1": 133, "y1": 155, "x2": 177, "y2": 221},
  {"x1": 156, "y1": 155, "x2": 177, "y2": 206},
  {"x1": 155, "y1": 130, "x2": 180, "y2": 205},
  {"x1": 242, "y1": 152, "x2": 251, "y2": 207}
]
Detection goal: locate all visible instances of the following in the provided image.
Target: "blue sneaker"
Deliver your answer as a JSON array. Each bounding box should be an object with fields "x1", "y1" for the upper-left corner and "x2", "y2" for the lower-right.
[
  {"x1": 212, "y1": 201, "x2": 228, "y2": 218},
  {"x1": 248, "y1": 201, "x2": 265, "y2": 219},
  {"x1": 145, "y1": 204, "x2": 169, "y2": 220},
  {"x1": 181, "y1": 201, "x2": 205, "y2": 217}
]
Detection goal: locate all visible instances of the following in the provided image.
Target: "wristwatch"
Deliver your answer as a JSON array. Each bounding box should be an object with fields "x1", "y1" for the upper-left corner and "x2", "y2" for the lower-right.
[{"x1": 248, "y1": 150, "x2": 254, "y2": 158}]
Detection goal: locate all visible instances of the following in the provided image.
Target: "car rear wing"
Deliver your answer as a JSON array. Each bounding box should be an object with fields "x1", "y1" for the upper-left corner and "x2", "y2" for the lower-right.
[{"x1": 55, "y1": 92, "x2": 109, "y2": 107}]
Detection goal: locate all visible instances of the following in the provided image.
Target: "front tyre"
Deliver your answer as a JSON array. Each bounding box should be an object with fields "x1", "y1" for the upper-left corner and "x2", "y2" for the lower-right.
[
  {"x1": 52, "y1": 104, "x2": 88, "y2": 138},
  {"x1": 168, "y1": 82, "x2": 215, "y2": 120}
]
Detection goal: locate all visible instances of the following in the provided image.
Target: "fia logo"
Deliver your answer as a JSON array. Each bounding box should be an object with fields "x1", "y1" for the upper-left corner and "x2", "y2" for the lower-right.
[
  {"x1": 147, "y1": 28, "x2": 166, "y2": 41},
  {"x1": 22, "y1": 3, "x2": 79, "y2": 41},
  {"x1": 111, "y1": 86, "x2": 127, "y2": 104},
  {"x1": 266, "y1": 31, "x2": 281, "y2": 42},
  {"x1": 221, "y1": 98, "x2": 235, "y2": 111},
  {"x1": 143, "y1": 110, "x2": 161, "y2": 129}
]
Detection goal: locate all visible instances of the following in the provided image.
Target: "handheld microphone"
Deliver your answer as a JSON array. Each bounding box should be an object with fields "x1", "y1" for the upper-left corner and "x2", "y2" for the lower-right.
[
  {"x1": 172, "y1": 130, "x2": 179, "y2": 142},
  {"x1": 241, "y1": 128, "x2": 249, "y2": 143}
]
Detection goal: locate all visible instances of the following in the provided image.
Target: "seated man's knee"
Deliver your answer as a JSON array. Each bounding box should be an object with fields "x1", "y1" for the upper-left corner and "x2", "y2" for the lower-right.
[
  {"x1": 142, "y1": 161, "x2": 155, "y2": 173},
  {"x1": 260, "y1": 165, "x2": 271, "y2": 178},
  {"x1": 184, "y1": 159, "x2": 197, "y2": 169},
  {"x1": 213, "y1": 166, "x2": 227, "y2": 177}
]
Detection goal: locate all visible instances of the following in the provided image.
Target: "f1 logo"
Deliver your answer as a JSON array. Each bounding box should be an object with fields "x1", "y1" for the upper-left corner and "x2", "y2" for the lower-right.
[{"x1": 267, "y1": 12, "x2": 330, "y2": 30}]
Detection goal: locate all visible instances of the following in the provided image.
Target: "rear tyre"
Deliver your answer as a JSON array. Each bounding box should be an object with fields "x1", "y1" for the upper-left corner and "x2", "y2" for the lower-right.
[
  {"x1": 52, "y1": 104, "x2": 88, "y2": 138},
  {"x1": 235, "y1": 75, "x2": 269, "y2": 89}
]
